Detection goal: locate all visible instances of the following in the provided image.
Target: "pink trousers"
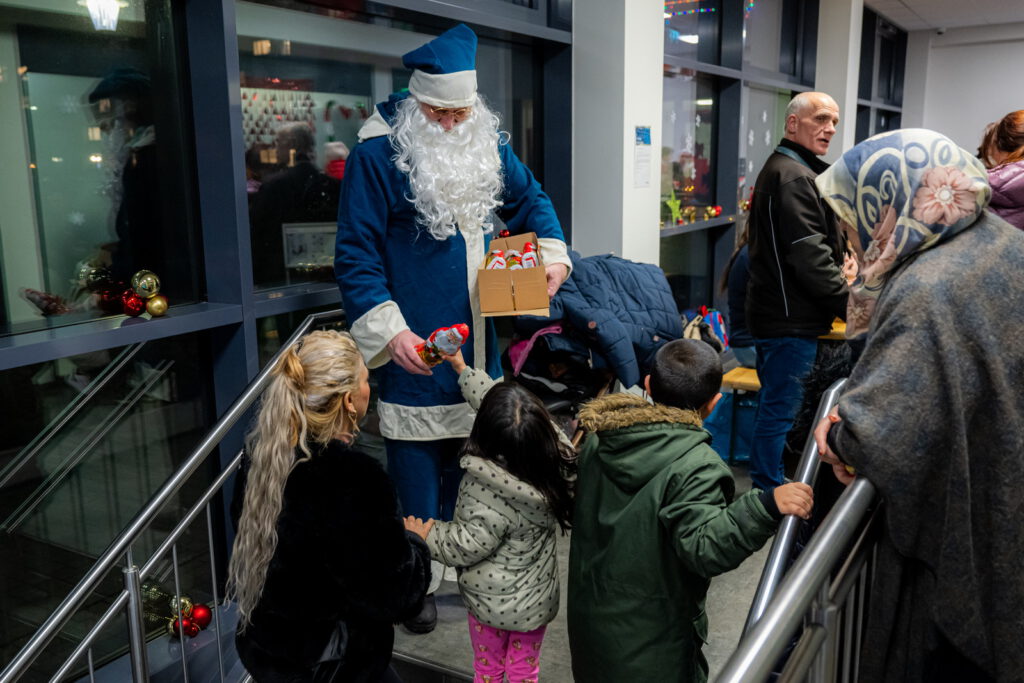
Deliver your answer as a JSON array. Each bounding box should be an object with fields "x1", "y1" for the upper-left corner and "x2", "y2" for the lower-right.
[{"x1": 467, "y1": 612, "x2": 547, "y2": 683}]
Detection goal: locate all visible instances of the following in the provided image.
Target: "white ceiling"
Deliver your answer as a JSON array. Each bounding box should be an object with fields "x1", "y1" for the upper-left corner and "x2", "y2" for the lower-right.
[{"x1": 864, "y1": 0, "x2": 1024, "y2": 31}]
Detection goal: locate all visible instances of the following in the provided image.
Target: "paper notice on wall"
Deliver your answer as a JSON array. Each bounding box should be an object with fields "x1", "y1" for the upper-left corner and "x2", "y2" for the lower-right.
[{"x1": 634, "y1": 125, "x2": 652, "y2": 188}]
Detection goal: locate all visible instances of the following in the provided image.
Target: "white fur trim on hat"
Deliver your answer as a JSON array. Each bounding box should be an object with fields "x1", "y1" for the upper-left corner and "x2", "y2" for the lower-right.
[{"x1": 408, "y1": 69, "x2": 478, "y2": 109}]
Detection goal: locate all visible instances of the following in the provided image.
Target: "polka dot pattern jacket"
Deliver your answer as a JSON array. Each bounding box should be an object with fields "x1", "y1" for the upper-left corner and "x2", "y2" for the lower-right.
[{"x1": 425, "y1": 453, "x2": 560, "y2": 632}]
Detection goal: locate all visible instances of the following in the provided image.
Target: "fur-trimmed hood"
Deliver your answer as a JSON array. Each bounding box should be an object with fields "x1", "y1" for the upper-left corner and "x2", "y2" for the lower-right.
[
  {"x1": 579, "y1": 392, "x2": 703, "y2": 431},
  {"x1": 577, "y1": 393, "x2": 710, "y2": 494}
]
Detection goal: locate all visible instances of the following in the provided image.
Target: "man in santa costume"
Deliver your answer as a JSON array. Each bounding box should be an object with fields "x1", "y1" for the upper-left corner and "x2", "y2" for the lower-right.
[{"x1": 334, "y1": 23, "x2": 571, "y2": 633}]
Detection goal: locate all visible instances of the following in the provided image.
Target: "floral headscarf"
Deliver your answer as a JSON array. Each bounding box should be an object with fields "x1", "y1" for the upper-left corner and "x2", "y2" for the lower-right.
[{"x1": 815, "y1": 128, "x2": 991, "y2": 338}]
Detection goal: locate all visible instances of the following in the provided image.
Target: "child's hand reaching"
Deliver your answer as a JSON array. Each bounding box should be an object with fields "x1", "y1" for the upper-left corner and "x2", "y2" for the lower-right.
[
  {"x1": 442, "y1": 348, "x2": 468, "y2": 375},
  {"x1": 773, "y1": 482, "x2": 814, "y2": 520},
  {"x1": 404, "y1": 515, "x2": 434, "y2": 540}
]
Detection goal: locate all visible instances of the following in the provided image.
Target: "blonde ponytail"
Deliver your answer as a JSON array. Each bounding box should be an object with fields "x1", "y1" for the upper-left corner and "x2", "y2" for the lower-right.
[{"x1": 227, "y1": 330, "x2": 363, "y2": 630}]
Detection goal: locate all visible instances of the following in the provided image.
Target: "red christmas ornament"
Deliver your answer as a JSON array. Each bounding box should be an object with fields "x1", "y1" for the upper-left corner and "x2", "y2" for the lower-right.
[
  {"x1": 190, "y1": 603, "x2": 213, "y2": 629},
  {"x1": 184, "y1": 621, "x2": 201, "y2": 638},
  {"x1": 121, "y1": 290, "x2": 146, "y2": 317},
  {"x1": 97, "y1": 288, "x2": 123, "y2": 314},
  {"x1": 168, "y1": 616, "x2": 194, "y2": 638},
  {"x1": 498, "y1": 229, "x2": 511, "y2": 238}
]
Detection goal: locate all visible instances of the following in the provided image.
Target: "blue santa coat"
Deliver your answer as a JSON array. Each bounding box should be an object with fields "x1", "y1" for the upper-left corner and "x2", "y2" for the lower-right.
[{"x1": 334, "y1": 93, "x2": 566, "y2": 437}]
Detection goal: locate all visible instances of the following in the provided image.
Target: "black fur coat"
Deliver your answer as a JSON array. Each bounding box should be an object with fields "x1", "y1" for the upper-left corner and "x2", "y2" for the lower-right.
[{"x1": 234, "y1": 440, "x2": 430, "y2": 682}]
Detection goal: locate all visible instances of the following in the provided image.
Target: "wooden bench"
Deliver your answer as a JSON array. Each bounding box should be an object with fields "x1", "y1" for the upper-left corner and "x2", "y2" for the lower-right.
[{"x1": 722, "y1": 366, "x2": 761, "y2": 393}]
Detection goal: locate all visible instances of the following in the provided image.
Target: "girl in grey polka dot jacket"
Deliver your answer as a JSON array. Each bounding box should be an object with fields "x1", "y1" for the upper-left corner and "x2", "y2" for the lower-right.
[{"x1": 405, "y1": 350, "x2": 575, "y2": 680}]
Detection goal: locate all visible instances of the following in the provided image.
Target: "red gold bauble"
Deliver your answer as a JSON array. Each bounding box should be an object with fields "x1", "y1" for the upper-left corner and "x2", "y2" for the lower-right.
[
  {"x1": 169, "y1": 595, "x2": 194, "y2": 617},
  {"x1": 167, "y1": 616, "x2": 193, "y2": 638},
  {"x1": 121, "y1": 290, "x2": 146, "y2": 317},
  {"x1": 145, "y1": 294, "x2": 168, "y2": 317},
  {"x1": 189, "y1": 603, "x2": 213, "y2": 629},
  {"x1": 131, "y1": 270, "x2": 161, "y2": 299}
]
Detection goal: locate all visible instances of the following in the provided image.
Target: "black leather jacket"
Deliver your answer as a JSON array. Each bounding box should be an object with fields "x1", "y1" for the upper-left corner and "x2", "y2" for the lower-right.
[{"x1": 745, "y1": 138, "x2": 847, "y2": 338}]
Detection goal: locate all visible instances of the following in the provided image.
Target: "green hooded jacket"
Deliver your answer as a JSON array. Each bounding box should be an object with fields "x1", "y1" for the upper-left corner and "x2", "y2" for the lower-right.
[{"x1": 567, "y1": 393, "x2": 777, "y2": 682}]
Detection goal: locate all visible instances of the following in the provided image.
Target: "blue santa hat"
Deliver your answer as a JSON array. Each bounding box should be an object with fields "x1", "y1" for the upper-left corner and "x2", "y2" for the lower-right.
[{"x1": 403, "y1": 24, "x2": 478, "y2": 109}]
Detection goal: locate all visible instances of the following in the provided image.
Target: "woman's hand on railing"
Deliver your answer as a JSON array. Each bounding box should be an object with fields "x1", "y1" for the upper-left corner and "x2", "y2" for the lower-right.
[{"x1": 814, "y1": 406, "x2": 856, "y2": 485}]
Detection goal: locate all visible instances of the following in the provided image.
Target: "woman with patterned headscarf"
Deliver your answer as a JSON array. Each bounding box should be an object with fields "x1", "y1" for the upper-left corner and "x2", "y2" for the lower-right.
[{"x1": 812, "y1": 129, "x2": 1024, "y2": 682}]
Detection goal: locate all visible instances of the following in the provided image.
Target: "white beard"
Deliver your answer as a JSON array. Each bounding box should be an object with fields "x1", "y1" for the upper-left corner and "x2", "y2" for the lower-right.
[{"x1": 389, "y1": 95, "x2": 504, "y2": 240}]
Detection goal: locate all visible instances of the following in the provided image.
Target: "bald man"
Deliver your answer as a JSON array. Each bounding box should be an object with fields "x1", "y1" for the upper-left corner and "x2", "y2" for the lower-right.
[{"x1": 744, "y1": 92, "x2": 849, "y2": 491}]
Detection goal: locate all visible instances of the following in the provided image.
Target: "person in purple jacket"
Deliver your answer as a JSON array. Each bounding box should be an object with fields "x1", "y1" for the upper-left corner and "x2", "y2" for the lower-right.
[
  {"x1": 978, "y1": 110, "x2": 1024, "y2": 230},
  {"x1": 334, "y1": 24, "x2": 571, "y2": 634}
]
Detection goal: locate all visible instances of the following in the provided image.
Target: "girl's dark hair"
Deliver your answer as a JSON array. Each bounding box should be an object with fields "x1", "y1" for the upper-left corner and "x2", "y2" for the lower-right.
[
  {"x1": 463, "y1": 382, "x2": 575, "y2": 532},
  {"x1": 718, "y1": 219, "x2": 750, "y2": 294}
]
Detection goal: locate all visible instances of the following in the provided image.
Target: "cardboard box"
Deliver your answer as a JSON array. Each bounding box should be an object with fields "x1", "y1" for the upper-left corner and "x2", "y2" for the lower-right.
[{"x1": 479, "y1": 232, "x2": 550, "y2": 317}]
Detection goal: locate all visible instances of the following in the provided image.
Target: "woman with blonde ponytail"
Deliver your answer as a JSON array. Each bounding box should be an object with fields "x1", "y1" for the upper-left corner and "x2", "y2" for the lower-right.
[{"x1": 228, "y1": 330, "x2": 430, "y2": 682}]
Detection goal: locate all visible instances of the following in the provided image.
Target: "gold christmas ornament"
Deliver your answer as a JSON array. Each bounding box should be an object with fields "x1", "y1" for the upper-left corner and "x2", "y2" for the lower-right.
[
  {"x1": 169, "y1": 595, "x2": 194, "y2": 617},
  {"x1": 131, "y1": 270, "x2": 161, "y2": 299},
  {"x1": 146, "y1": 294, "x2": 169, "y2": 317}
]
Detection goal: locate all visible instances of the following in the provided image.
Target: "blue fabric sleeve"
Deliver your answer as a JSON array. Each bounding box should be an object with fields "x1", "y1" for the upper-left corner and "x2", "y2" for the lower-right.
[
  {"x1": 334, "y1": 141, "x2": 394, "y2": 323},
  {"x1": 496, "y1": 143, "x2": 565, "y2": 241}
]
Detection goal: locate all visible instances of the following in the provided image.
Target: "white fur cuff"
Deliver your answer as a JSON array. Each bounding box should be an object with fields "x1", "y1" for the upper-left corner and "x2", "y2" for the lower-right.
[
  {"x1": 538, "y1": 237, "x2": 573, "y2": 277},
  {"x1": 409, "y1": 69, "x2": 477, "y2": 109},
  {"x1": 349, "y1": 301, "x2": 408, "y2": 369}
]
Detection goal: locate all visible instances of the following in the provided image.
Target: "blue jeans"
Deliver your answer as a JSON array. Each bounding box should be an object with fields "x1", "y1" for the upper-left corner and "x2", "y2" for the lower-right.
[
  {"x1": 385, "y1": 438, "x2": 464, "y2": 521},
  {"x1": 749, "y1": 337, "x2": 818, "y2": 491}
]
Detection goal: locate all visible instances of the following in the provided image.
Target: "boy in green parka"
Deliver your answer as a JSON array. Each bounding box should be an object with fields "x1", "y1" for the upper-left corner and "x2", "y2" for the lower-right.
[{"x1": 567, "y1": 339, "x2": 813, "y2": 682}]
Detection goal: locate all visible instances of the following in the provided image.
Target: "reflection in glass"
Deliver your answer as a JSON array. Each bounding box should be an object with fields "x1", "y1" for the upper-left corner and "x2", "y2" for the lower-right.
[
  {"x1": 0, "y1": 2, "x2": 198, "y2": 335},
  {"x1": 738, "y1": 85, "x2": 790, "y2": 212},
  {"x1": 239, "y1": 2, "x2": 539, "y2": 290},
  {"x1": 0, "y1": 332, "x2": 216, "y2": 676},
  {"x1": 660, "y1": 230, "x2": 710, "y2": 314},
  {"x1": 661, "y1": 69, "x2": 715, "y2": 226},
  {"x1": 742, "y1": 0, "x2": 783, "y2": 70},
  {"x1": 663, "y1": 0, "x2": 719, "y2": 60}
]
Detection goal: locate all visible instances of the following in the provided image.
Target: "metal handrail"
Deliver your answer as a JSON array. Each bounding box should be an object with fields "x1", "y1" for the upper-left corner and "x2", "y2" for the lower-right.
[
  {"x1": 743, "y1": 378, "x2": 847, "y2": 633},
  {"x1": 0, "y1": 341, "x2": 144, "y2": 490},
  {"x1": 50, "y1": 449, "x2": 245, "y2": 682},
  {"x1": 0, "y1": 308, "x2": 345, "y2": 682},
  {"x1": 715, "y1": 476, "x2": 878, "y2": 683}
]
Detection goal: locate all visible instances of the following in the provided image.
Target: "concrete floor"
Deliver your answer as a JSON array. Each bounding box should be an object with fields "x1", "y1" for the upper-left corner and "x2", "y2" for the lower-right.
[{"x1": 393, "y1": 464, "x2": 768, "y2": 683}]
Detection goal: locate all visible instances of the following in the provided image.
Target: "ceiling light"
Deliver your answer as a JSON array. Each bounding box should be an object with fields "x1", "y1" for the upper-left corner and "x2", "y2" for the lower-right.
[
  {"x1": 77, "y1": 0, "x2": 127, "y2": 32},
  {"x1": 678, "y1": 34, "x2": 699, "y2": 44},
  {"x1": 696, "y1": 98, "x2": 714, "y2": 106}
]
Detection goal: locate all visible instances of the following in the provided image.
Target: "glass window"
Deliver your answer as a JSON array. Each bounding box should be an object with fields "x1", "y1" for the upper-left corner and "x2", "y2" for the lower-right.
[
  {"x1": 663, "y1": 0, "x2": 720, "y2": 62},
  {"x1": 0, "y1": 331, "x2": 216, "y2": 672},
  {"x1": 0, "y1": 1, "x2": 200, "y2": 336},
  {"x1": 661, "y1": 70, "x2": 716, "y2": 227},
  {"x1": 737, "y1": 84, "x2": 790, "y2": 213},
  {"x1": 660, "y1": 230, "x2": 712, "y2": 313},
  {"x1": 239, "y1": 1, "x2": 542, "y2": 290},
  {"x1": 742, "y1": 0, "x2": 783, "y2": 71}
]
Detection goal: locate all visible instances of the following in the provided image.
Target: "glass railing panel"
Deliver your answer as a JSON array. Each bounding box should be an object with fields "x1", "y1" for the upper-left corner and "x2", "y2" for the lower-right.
[{"x1": 0, "y1": 331, "x2": 217, "y2": 675}]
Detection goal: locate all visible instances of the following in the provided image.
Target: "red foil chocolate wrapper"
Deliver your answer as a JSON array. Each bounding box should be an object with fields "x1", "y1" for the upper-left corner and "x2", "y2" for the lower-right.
[
  {"x1": 414, "y1": 323, "x2": 470, "y2": 367},
  {"x1": 485, "y1": 249, "x2": 507, "y2": 269},
  {"x1": 521, "y1": 242, "x2": 539, "y2": 268}
]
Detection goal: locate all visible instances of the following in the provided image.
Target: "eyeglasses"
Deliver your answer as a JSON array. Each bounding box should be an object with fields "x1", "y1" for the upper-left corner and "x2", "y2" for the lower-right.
[{"x1": 422, "y1": 104, "x2": 473, "y2": 123}]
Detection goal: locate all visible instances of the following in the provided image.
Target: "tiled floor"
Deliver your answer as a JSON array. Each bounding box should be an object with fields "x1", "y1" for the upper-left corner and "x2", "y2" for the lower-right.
[{"x1": 393, "y1": 464, "x2": 769, "y2": 683}]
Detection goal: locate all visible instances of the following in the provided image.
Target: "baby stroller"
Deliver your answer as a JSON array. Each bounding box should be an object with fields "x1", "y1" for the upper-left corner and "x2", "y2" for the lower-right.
[{"x1": 503, "y1": 251, "x2": 684, "y2": 435}]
